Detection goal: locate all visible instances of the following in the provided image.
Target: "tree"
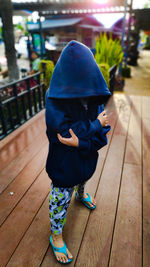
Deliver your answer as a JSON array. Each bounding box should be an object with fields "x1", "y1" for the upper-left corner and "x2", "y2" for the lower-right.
[{"x1": 0, "y1": 0, "x2": 19, "y2": 81}]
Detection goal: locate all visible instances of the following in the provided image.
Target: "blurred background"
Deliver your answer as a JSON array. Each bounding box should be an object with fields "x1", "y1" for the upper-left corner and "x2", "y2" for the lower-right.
[
  {"x1": 0, "y1": 0, "x2": 150, "y2": 139},
  {"x1": 0, "y1": 0, "x2": 150, "y2": 83}
]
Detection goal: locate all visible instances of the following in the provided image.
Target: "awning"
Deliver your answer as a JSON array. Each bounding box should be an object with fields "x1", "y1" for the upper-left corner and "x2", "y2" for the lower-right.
[
  {"x1": 27, "y1": 17, "x2": 82, "y2": 32},
  {"x1": 79, "y1": 24, "x2": 104, "y2": 32}
]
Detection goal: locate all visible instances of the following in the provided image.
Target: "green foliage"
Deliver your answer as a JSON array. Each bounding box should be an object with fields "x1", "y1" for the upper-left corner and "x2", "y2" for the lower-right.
[
  {"x1": 0, "y1": 27, "x2": 2, "y2": 38},
  {"x1": 98, "y1": 63, "x2": 110, "y2": 88},
  {"x1": 39, "y1": 59, "x2": 54, "y2": 89},
  {"x1": 95, "y1": 33, "x2": 123, "y2": 67},
  {"x1": 15, "y1": 24, "x2": 25, "y2": 31},
  {"x1": 121, "y1": 65, "x2": 131, "y2": 78},
  {"x1": 24, "y1": 31, "x2": 29, "y2": 37}
]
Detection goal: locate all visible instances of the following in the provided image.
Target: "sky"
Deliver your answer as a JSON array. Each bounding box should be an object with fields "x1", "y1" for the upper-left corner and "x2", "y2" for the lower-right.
[
  {"x1": 132, "y1": 0, "x2": 148, "y2": 9},
  {"x1": 94, "y1": 0, "x2": 148, "y2": 28}
]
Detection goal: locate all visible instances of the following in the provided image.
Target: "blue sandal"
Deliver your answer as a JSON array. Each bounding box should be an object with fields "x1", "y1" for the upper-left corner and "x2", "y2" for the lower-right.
[
  {"x1": 49, "y1": 235, "x2": 73, "y2": 264},
  {"x1": 75, "y1": 192, "x2": 96, "y2": 210}
]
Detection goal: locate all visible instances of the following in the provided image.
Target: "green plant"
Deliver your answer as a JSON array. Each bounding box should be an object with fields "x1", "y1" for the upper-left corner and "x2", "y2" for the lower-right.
[
  {"x1": 14, "y1": 24, "x2": 25, "y2": 31},
  {"x1": 121, "y1": 65, "x2": 131, "y2": 78},
  {"x1": 98, "y1": 63, "x2": 110, "y2": 88},
  {"x1": 144, "y1": 44, "x2": 150, "y2": 50},
  {"x1": 24, "y1": 31, "x2": 29, "y2": 37},
  {"x1": 39, "y1": 60, "x2": 54, "y2": 89},
  {"x1": 95, "y1": 33, "x2": 123, "y2": 67},
  {"x1": 0, "y1": 27, "x2": 2, "y2": 39}
]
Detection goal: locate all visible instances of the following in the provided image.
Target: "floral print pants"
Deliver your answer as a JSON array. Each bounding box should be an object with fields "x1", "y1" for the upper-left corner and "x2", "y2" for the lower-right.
[{"x1": 49, "y1": 181, "x2": 86, "y2": 235}]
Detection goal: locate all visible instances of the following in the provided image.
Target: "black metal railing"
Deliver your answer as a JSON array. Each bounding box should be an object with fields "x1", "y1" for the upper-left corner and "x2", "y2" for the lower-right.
[
  {"x1": 0, "y1": 71, "x2": 46, "y2": 140},
  {"x1": 109, "y1": 64, "x2": 117, "y2": 94}
]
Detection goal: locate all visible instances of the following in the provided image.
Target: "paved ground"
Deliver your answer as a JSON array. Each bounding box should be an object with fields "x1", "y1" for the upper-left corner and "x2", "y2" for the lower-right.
[
  {"x1": 123, "y1": 50, "x2": 150, "y2": 96},
  {"x1": 0, "y1": 43, "x2": 29, "y2": 86}
]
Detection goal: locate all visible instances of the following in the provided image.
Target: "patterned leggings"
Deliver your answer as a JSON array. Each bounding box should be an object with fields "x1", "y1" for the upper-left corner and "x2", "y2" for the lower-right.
[{"x1": 49, "y1": 182, "x2": 86, "y2": 235}]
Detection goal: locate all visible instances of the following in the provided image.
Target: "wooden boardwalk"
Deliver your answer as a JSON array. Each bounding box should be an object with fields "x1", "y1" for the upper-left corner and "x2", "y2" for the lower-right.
[{"x1": 0, "y1": 93, "x2": 150, "y2": 267}]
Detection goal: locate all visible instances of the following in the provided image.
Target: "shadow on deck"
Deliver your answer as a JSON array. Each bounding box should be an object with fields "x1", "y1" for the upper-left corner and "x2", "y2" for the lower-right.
[{"x1": 0, "y1": 93, "x2": 150, "y2": 267}]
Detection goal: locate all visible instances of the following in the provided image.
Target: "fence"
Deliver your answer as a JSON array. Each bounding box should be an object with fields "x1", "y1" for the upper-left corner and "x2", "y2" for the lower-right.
[{"x1": 0, "y1": 71, "x2": 46, "y2": 140}]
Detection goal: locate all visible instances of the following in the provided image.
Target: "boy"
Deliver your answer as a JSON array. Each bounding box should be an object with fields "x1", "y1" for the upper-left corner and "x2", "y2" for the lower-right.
[{"x1": 45, "y1": 40, "x2": 111, "y2": 264}]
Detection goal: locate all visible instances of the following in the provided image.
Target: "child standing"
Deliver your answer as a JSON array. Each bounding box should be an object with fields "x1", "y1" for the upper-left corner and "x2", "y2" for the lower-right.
[{"x1": 45, "y1": 40, "x2": 111, "y2": 264}]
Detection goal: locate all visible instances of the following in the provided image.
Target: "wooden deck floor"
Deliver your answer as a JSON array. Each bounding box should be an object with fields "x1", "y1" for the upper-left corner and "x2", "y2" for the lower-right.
[{"x1": 0, "y1": 93, "x2": 150, "y2": 267}]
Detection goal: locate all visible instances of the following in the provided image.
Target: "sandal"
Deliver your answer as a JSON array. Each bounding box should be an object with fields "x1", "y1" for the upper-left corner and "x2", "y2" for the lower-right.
[
  {"x1": 75, "y1": 192, "x2": 96, "y2": 210},
  {"x1": 49, "y1": 235, "x2": 73, "y2": 264}
]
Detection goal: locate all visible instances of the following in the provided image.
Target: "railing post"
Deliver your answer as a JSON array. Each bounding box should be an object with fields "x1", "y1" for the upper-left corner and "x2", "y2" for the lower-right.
[
  {"x1": 7, "y1": 102, "x2": 14, "y2": 130},
  {"x1": 37, "y1": 73, "x2": 42, "y2": 110},
  {"x1": 32, "y1": 82, "x2": 37, "y2": 113},
  {"x1": 26, "y1": 78, "x2": 33, "y2": 117},
  {"x1": 0, "y1": 94, "x2": 7, "y2": 137},
  {"x1": 13, "y1": 84, "x2": 21, "y2": 125},
  {"x1": 109, "y1": 65, "x2": 117, "y2": 94},
  {"x1": 21, "y1": 94, "x2": 27, "y2": 121},
  {"x1": 41, "y1": 62, "x2": 46, "y2": 107}
]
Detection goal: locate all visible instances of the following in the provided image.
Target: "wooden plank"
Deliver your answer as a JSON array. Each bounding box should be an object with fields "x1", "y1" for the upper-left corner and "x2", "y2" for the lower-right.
[
  {"x1": 109, "y1": 96, "x2": 142, "y2": 266},
  {"x1": 75, "y1": 95, "x2": 132, "y2": 267},
  {"x1": 0, "y1": 94, "x2": 123, "y2": 266},
  {"x1": 6, "y1": 194, "x2": 51, "y2": 267},
  {"x1": 125, "y1": 95, "x2": 141, "y2": 165},
  {"x1": 0, "y1": 129, "x2": 47, "y2": 193},
  {"x1": 0, "y1": 144, "x2": 48, "y2": 226},
  {"x1": 142, "y1": 96, "x2": 150, "y2": 267},
  {"x1": 109, "y1": 163, "x2": 142, "y2": 267},
  {"x1": 40, "y1": 94, "x2": 123, "y2": 266},
  {"x1": 0, "y1": 169, "x2": 50, "y2": 267},
  {"x1": 0, "y1": 109, "x2": 45, "y2": 150},
  {"x1": 142, "y1": 96, "x2": 150, "y2": 119},
  {"x1": 6, "y1": 95, "x2": 119, "y2": 267},
  {"x1": 0, "y1": 110, "x2": 45, "y2": 172},
  {"x1": 6, "y1": 151, "x2": 106, "y2": 267}
]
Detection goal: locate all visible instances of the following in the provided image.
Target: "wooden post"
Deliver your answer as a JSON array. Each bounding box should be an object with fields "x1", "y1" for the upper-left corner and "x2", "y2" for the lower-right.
[{"x1": 38, "y1": 15, "x2": 44, "y2": 59}]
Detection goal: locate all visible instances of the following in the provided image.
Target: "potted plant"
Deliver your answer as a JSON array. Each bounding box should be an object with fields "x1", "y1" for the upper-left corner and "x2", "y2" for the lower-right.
[{"x1": 95, "y1": 33, "x2": 124, "y2": 94}]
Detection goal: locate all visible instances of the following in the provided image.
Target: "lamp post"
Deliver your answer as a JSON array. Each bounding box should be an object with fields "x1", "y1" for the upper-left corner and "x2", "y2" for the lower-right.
[
  {"x1": 125, "y1": 0, "x2": 133, "y2": 66},
  {"x1": 119, "y1": 0, "x2": 128, "y2": 74}
]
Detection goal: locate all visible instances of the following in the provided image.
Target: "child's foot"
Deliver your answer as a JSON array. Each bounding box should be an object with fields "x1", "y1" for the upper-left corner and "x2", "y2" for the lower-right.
[
  {"x1": 51, "y1": 233, "x2": 73, "y2": 263},
  {"x1": 83, "y1": 193, "x2": 96, "y2": 208}
]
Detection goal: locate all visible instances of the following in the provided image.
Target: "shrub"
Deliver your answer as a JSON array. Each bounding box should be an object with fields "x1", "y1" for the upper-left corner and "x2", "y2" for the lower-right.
[{"x1": 95, "y1": 33, "x2": 123, "y2": 67}]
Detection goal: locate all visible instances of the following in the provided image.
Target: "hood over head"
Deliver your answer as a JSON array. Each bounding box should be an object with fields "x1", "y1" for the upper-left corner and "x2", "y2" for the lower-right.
[{"x1": 47, "y1": 40, "x2": 111, "y2": 103}]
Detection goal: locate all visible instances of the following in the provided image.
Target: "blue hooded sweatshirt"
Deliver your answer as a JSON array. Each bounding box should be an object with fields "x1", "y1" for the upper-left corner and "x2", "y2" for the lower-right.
[{"x1": 45, "y1": 40, "x2": 111, "y2": 188}]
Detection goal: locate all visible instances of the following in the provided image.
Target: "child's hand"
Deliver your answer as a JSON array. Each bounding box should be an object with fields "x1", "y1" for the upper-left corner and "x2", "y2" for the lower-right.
[
  {"x1": 57, "y1": 129, "x2": 79, "y2": 147},
  {"x1": 97, "y1": 110, "x2": 108, "y2": 127}
]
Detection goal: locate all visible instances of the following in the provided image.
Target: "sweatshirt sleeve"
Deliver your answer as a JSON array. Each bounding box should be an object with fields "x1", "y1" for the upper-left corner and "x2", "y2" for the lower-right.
[
  {"x1": 77, "y1": 125, "x2": 111, "y2": 155},
  {"x1": 77, "y1": 103, "x2": 111, "y2": 154}
]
